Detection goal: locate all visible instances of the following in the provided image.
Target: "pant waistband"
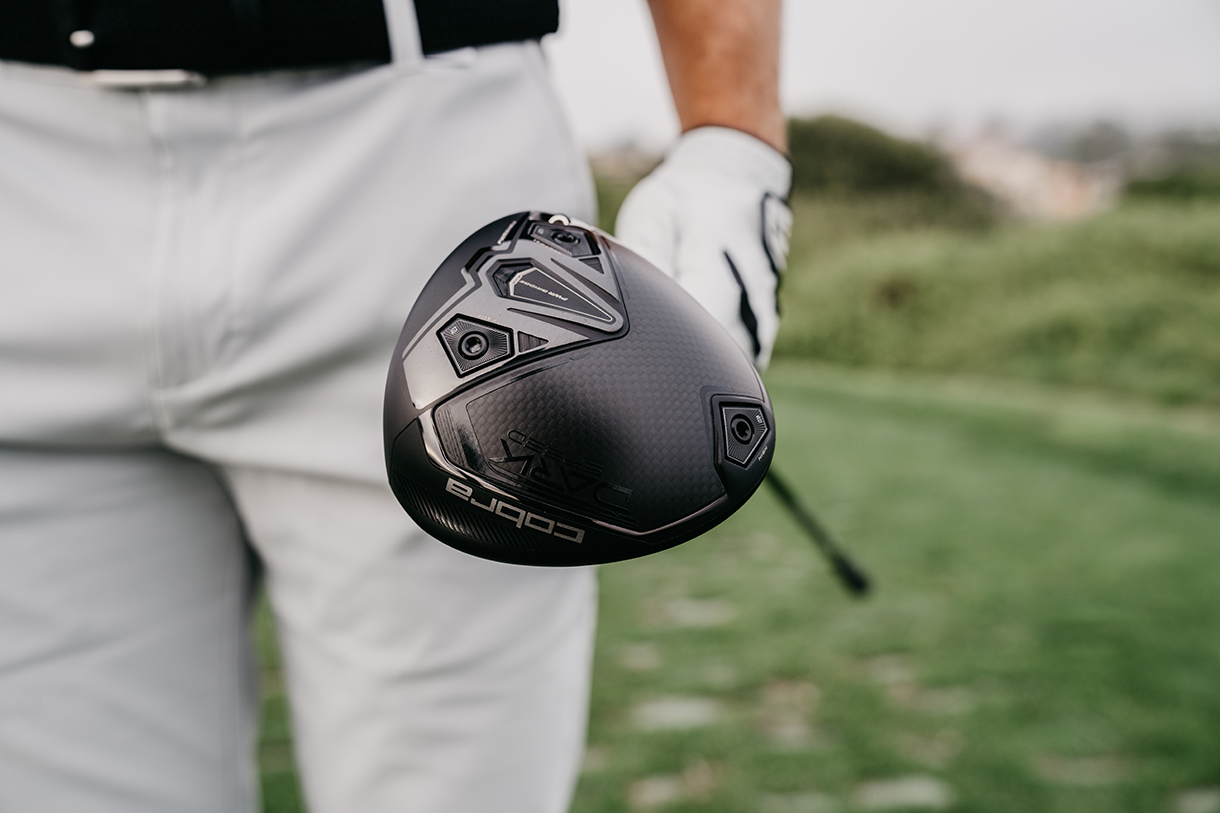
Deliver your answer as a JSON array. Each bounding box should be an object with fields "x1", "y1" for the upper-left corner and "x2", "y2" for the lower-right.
[{"x1": 0, "y1": 0, "x2": 559, "y2": 77}]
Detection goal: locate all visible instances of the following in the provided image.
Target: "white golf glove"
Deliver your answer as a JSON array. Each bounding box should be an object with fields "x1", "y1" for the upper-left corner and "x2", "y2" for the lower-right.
[{"x1": 615, "y1": 126, "x2": 793, "y2": 369}]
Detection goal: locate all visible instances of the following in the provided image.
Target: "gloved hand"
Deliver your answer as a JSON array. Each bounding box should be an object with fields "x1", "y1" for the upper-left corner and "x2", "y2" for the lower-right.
[{"x1": 615, "y1": 126, "x2": 793, "y2": 370}]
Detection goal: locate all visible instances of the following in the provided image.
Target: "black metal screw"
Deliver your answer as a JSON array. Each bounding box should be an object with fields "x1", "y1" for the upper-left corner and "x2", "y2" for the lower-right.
[{"x1": 459, "y1": 331, "x2": 489, "y2": 360}]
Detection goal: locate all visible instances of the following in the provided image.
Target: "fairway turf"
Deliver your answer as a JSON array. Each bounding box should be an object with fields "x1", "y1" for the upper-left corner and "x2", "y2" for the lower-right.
[{"x1": 257, "y1": 363, "x2": 1220, "y2": 813}]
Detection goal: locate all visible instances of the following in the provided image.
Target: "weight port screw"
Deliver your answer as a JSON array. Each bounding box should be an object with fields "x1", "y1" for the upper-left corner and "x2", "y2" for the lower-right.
[{"x1": 459, "y1": 331, "x2": 489, "y2": 360}]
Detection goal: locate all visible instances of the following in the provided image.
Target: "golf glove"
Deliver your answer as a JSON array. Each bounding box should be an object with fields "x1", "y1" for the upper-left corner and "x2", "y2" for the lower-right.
[{"x1": 615, "y1": 126, "x2": 793, "y2": 369}]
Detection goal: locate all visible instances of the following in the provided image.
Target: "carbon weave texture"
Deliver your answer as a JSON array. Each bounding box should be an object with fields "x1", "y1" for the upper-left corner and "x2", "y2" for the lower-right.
[{"x1": 463, "y1": 246, "x2": 763, "y2": 532}]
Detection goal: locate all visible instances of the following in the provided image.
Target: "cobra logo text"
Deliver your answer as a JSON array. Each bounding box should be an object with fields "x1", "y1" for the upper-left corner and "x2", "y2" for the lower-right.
[{"x1": 446, "y1": 478, "x2": 585, "y2": 543}]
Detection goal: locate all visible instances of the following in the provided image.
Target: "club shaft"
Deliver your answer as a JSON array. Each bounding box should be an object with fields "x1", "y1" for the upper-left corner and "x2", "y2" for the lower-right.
[{"x1": 765, "y1": 470, "x2": 872, "y2": 596}]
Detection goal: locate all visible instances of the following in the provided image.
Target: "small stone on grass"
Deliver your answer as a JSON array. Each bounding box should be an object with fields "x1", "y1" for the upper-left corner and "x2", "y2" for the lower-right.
[
  {"x1": 1033, "y1": 754, "x2": 1128, "y2": 787},
  {"x1": 628, "y1": 775, "x2": 684, "y2": 809},
  {"x1": 627, "y1": 761, "x2": 722, "y2": 810},
  {"x1": 632, "y1": 696, "x2": 722, "y2": 730},
  {"x1": 662, "y1": 597, "x2": 738, "y2": 628},
  {"x1": 1175, "y1": 787, "x2": 1220, "y2": 813},
  {"x1": 852, "y1": 775, "x2": 955, "y2": 810},
  {"x1": 620, "y1": 643, "x2": 662, "y2": 672}
]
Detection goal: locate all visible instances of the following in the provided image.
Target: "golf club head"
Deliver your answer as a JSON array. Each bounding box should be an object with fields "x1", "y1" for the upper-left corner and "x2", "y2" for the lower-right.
[{"x1": 384, "y1": 211, "x2": 774, "y2": 566}]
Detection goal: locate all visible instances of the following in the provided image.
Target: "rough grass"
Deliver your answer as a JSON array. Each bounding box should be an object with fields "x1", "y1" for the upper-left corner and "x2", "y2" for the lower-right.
[{"x1": 776, "y1": 198, "x2": 1220, "y2": 407}]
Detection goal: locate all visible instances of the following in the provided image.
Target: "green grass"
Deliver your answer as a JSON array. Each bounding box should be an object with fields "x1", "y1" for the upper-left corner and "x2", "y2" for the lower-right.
[
  {"x1": 255, "y1": 597, "x2": 306, "y2": 812},
  {"x1": 573, "y1": 363, "x2": 1220, "y2": 813},
  {"x1": 777, "y1": 198, "x2": 1220, "y2": 407},
  {"x1": 257, "y1": 363, "x2": 1220, "y2": 812}
]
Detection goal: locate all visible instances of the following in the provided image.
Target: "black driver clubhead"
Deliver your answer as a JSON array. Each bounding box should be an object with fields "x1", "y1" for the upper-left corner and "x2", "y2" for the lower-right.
[{"x1": 384, "y1": 211, "x2": 774, "y2": 566}]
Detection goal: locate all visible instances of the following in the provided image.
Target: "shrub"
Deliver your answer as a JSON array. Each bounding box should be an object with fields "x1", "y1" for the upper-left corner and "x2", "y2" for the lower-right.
[
  {"x1": 787, "y1": 115, "x2": 960, "y2": 196},
  {"x1": 1126, "y1": 168, "x2": 1220, "y2": 201}
]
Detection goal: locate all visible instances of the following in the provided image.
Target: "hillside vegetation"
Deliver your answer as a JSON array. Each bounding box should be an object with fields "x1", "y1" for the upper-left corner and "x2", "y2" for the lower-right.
[
  {"x1": 776, "y1": 198, "x2": 1220, "y2": 406},
  {"x1": 766, "y1": 117, "x2": 1220, "y2": 408}
]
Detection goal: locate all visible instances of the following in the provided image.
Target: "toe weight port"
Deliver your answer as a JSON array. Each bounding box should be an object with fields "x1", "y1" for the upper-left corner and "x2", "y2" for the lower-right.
[{"x1": 721, "y1": 405, "x2": 769, "y2": 466}]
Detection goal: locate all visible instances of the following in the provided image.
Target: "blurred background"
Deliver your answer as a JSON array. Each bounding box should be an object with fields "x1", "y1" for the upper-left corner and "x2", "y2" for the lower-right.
[{"x1": 259, "y1": 2, "x2": 1220, "y2": 811}]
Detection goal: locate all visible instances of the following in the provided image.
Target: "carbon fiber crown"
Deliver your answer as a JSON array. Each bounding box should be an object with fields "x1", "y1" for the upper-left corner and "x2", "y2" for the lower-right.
[{"x1": 384, "y1": 212, "x2": 775, "y2": 566}]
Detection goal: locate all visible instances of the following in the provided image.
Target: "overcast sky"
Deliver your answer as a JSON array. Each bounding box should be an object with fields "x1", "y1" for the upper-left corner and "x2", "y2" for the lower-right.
[{"x1": 543, "y1": 0, "x2": 1220, "y2": 152}]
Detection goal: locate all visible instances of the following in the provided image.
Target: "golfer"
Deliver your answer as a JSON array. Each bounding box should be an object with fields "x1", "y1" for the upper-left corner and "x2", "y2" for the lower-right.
[{"x1": 0, "y1": 0, "x2": 790, "y2": 810}]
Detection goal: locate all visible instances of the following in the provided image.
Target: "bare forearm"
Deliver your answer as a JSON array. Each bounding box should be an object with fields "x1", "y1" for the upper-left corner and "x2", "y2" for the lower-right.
[{"x1": 647, "y1": 0, "x2": 785, "y2": 153}]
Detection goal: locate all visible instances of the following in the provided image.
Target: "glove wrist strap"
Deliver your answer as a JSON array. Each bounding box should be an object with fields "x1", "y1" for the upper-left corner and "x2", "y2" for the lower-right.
[{"x1": 669, "y1": 126, "x2": 793, "y2": 198}]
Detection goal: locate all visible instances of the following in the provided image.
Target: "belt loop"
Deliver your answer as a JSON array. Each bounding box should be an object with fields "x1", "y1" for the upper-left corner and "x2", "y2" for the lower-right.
[{"x1": 382, "y1": 0, "x2": 424, "y2": 71}]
